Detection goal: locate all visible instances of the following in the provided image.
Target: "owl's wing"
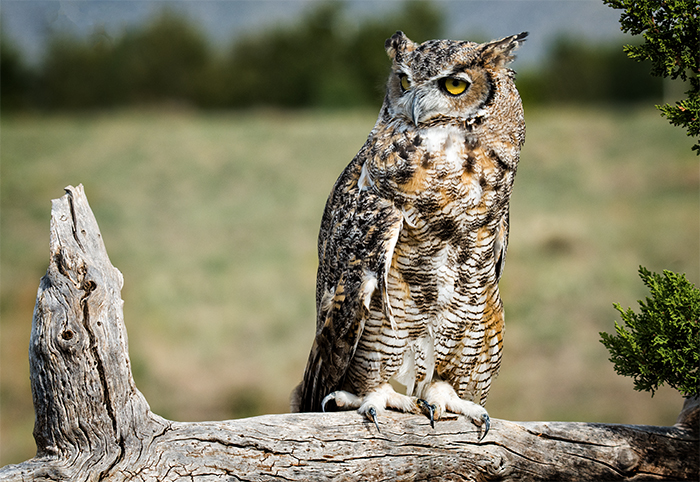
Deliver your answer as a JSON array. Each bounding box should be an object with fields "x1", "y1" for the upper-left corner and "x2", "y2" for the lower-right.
[{"x1": 297, "y1": 155, "x2": 403, "y2": 412}]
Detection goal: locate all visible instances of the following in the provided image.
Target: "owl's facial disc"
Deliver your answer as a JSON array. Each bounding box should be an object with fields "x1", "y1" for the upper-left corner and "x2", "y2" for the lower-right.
[{"x1": 397, "y1": 71, "x2": 479, "y2": 125}]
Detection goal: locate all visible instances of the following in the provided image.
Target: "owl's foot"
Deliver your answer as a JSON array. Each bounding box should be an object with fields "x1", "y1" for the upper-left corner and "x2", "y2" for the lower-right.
[
  {"x1": 322, "y1": 384, "x2": 421, "y2": 432},
  {"x1": 423, "y1": 381, "x2": 490, "y2": 440},
  {"x1": 356, "y1": 383, "x2": 421, "y2": 432},
  {"x1": 321, "y1": 390, "x2": 362, "y2": 412},
  {"x1": 320, "y1": 389, "x2": 385, "y2": 432}
]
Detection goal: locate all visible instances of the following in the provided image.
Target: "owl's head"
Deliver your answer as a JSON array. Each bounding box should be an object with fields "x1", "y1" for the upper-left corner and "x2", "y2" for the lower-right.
[{"x1": 383, "y1": 31, "x2": 527, "y2": 127}]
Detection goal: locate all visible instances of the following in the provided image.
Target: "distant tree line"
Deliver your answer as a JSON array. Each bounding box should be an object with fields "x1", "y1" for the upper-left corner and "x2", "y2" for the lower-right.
[
  {"x1": 518, "y1": 38, "x2": 663, "y2": 105},
  {"x1": 1, "y1": 1, "x2": 662, "y2": 112}
]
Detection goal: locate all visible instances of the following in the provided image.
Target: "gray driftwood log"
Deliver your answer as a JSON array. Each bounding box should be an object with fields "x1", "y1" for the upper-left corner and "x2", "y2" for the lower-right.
[{"x1": 0, "y1": 185, "x2": 697, "y2": 481}]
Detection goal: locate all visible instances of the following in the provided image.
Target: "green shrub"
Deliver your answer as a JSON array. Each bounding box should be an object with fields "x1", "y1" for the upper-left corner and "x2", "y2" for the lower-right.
[{"x1": 600, "y1": 267, "x2": 699, "y2": 397}]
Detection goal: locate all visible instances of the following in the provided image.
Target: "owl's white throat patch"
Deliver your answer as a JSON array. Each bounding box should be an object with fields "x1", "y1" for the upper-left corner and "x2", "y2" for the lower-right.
[{"x1": 422, "y1": 126, "x2": 463, "y2": 168}]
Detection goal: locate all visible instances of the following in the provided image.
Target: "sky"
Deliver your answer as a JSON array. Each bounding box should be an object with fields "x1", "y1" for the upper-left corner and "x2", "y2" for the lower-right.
[{"x1": 1, "y1": 0, "x2": 630, "y2": 68}]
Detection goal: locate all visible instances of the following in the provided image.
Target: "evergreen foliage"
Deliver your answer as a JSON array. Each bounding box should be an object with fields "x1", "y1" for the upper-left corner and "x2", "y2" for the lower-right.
[
  {"x1": 603, "y1": 0, "x2": 700, "y2": 153},
  {"x1": 600, "y1": 267, "x2": 700, "y2": 398}
]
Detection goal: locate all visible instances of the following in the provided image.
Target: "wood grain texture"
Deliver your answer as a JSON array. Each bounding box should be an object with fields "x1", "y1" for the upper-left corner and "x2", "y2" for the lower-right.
[{"x1": 0, "y1": 185, "x2": 697, "y2": 481}]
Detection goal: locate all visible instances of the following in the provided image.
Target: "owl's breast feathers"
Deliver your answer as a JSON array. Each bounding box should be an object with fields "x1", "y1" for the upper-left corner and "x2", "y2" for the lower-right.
[
  {"x1": 297, "y1": 120, "x2": 515, "y2": 411},
  {"x1": 367, "y1": 119, "x2": 517, "y2": 235}
]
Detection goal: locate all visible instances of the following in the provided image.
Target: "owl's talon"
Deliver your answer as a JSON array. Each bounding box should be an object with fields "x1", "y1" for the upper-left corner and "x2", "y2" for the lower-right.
[
  {"x1": 321, "y1": 390, "x2": 362, "y2": 412},
  {"x1": 366, "y1": 406, "x2": 381, "y2": 433},
  {"x1": 417, "y1": 399, "x2": 436, "y2": 428},
  {"x1": 321, "y1": 393, "x2": 333, "y2": 412},
  {"x1": 478, "y1": 413, "x2": 490, "y2": 441}
]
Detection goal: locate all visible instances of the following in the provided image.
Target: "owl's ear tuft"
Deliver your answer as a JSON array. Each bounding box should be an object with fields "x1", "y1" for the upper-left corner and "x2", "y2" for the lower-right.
[
  {"x1": 385, "y1": 31, "x2": 416, "y2": 61},
  {"x1": 480, "y1": 32, "x2": 528, "y2": 68}
]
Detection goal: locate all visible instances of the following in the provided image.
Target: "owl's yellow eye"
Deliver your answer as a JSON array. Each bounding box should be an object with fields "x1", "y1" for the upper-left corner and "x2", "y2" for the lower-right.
[
  {"x1": 441, "y1": 77, "x2": 469, "y2": 96},
  {"x1": 399, "y1": 74, "x2": 411, "y2": 92}
]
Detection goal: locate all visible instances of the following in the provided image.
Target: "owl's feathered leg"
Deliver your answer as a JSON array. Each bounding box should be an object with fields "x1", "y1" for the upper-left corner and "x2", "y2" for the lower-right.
[{"x1": 424, "y1": 381, "x2": 490, "y2": 440}]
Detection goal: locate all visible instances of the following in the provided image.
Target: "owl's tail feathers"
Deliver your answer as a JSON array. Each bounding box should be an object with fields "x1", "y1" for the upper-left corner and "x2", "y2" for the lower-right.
[
  {"x1": 296, "y1": 348, "x2": 325, "y2": 412},
  {"x1": 289, "y1": 376, "x2": 347, "y2": 414},
  {"x1": 295, "y1": 334, "x2": 341, "y2": 412},
  {"x1": 289, "y1": 383, "x2": 302, "y2": 413}
]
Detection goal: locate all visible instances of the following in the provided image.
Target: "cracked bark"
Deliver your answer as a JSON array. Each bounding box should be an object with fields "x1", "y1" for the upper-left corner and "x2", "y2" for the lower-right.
[{"x1": 0, "y1": 184, "x2": 697, "y2": 481}]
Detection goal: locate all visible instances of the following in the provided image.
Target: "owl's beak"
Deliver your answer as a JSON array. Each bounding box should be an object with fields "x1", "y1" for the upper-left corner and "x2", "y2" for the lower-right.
[
  {"x1": 410, "y1": 94, "x2": 421, "y2": 126},
  {"x1": 410, "y1": 89, "x2": 437, "y2": 126}
]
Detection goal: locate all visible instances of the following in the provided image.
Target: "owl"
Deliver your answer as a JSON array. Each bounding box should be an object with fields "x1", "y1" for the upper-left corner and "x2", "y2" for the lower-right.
[{"x1": 291, "y1": 31, "x2": 527, "y2": 436}]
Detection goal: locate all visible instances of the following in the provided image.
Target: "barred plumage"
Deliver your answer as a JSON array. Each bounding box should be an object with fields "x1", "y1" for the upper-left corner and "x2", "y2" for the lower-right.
[{"x1": 292, "y1": 31, "x2": 527, "y2": 432}]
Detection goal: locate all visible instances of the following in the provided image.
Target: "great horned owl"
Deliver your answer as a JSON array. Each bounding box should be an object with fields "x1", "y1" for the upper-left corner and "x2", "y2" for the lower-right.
[{"x1": 291, "y1": 31, "x2": 527, "y2": 435}]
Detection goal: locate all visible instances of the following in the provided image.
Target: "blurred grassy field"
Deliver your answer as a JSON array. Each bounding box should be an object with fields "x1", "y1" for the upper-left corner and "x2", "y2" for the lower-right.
[{"x1": 1, "y1": 106, "x2": 698, "y2": 465}]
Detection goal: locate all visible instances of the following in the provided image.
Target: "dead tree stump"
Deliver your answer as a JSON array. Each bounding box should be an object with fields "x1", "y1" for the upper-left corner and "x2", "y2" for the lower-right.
[{"x1": 0, "y1": 185, "x2": 697, "y2": 481}]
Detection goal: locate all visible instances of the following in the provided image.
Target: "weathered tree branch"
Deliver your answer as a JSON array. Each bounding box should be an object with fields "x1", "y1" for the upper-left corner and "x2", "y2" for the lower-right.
[{"x1": 0, "y1": 185, "x2": 697, "y2": 481}]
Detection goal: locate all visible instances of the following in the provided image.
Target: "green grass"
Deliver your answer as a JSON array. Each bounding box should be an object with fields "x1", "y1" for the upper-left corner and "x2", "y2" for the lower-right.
[{"x1": 1, "y1": 106, "x2": 698, "y2": 465}]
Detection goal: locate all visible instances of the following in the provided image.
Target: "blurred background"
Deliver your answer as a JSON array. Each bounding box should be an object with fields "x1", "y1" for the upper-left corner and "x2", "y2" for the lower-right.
[{"x1": 1, "y1": 0, "x2": 697, "y2": 466}]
